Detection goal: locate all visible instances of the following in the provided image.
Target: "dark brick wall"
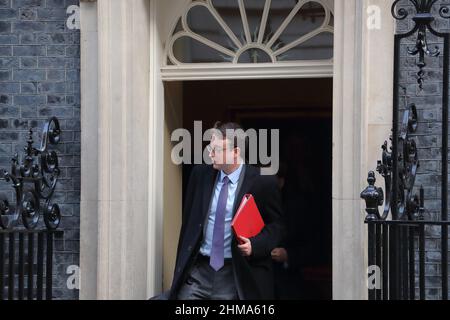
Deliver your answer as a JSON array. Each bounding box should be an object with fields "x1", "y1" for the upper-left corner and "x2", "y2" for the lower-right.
[
  {"x1": 0, "y1": 0, "x2": 80, "y2": 299},
  {"x1": 396, "y1": 0, "x2": 450, "y2": 300}
]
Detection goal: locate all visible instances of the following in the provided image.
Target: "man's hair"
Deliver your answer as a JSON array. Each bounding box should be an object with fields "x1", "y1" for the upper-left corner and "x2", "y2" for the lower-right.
[{"x1": 213, "y1": 121, "x2": 248, "y2": 152}]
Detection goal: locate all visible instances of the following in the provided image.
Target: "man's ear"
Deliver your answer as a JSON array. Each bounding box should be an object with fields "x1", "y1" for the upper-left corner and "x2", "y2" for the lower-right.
[{"x1": 235, "y1": 147, "x2": 241, "y2": 159}]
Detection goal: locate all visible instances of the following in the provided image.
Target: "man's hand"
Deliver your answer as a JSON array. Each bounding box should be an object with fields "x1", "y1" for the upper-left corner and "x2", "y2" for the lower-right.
[
  {"x1": 271, "y1": 247, "x2": 288, "y2": 263},
  {"x1": 238, "y1": 236, "x2": 252, "y2": 257}
]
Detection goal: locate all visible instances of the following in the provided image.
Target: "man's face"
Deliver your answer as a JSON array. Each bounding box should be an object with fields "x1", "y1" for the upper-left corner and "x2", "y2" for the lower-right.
[{"x1": 208, "y1": 136, "x2": 236, "y2": 170}]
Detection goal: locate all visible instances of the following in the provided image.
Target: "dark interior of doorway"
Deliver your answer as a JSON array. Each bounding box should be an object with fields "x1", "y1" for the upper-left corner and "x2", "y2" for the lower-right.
[{"x1": 181, "y1": 78, "x2": 332, "y2": 300}]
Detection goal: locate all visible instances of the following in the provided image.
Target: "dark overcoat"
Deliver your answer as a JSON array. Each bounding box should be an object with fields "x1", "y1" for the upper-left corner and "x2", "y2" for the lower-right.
[{"x1": 169, "y1": 164, "x2": 284, "y2": 300}]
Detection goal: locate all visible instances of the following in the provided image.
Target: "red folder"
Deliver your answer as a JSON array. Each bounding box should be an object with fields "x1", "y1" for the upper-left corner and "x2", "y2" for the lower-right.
[{"x1": 231, "y1": 194, "x2": 265, "y2": 244}]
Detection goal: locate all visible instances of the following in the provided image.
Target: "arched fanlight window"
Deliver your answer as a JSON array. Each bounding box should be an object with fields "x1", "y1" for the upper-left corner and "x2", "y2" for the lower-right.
[{"x1": 165, "y1": 0, "x2": 334, "y2": 65}]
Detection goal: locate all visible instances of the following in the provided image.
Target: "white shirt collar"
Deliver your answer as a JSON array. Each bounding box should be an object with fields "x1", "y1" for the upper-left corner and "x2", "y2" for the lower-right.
[{"x1": 219, "y1": 163, "x2": 243, "y2": 185}]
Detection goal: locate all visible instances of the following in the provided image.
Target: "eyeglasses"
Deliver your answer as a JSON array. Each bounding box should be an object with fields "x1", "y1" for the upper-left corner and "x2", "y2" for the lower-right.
[{"x1": 207, "y1": 144, "x2": 233, "y2": 154}]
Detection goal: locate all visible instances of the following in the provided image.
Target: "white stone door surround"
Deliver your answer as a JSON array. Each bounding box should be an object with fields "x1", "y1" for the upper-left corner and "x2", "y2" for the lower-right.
[{"x1": 79, "y1": 0, "x2": 394, "y2": 300}]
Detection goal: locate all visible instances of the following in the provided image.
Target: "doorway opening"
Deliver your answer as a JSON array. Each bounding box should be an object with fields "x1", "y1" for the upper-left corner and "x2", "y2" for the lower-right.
[{"x1": 164, "y1": 78, "x2": 332, "y2": 299}]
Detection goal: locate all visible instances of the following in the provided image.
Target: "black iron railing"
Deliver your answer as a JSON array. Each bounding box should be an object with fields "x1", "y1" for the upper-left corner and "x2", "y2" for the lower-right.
[
  {"x1": 367, "y1": 220, "x2": 450, "y2": 300},
  {"x1": 0, "y1": 229, "x2": 62, "y2": 300},
  {"x1": 0, "y1": 118, "x2": 62, "y2": 300},
  {"x1": 362, "y1": 0, "x2": 450, "y2": 300}
]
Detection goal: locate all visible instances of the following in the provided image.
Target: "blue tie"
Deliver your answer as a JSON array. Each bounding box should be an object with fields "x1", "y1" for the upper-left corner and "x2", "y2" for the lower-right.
[{"x1": 210, "y1": 176, "x2": 230, "y2": 271}]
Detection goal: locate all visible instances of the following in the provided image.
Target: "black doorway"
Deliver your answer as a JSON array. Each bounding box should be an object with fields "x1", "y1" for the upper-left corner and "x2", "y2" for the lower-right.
[{"x1": 181, "y1": 78, "x2": 332, "y2": 300}]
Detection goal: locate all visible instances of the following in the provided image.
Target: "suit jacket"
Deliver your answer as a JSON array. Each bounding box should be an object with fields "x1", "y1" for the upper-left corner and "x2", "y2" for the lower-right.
[{"x1": 169, "y1": 164, "x2": 284, "y2": 300}]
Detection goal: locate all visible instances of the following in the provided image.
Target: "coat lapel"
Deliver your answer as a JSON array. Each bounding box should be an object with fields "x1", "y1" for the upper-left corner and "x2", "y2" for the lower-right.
[{"x1": 231, "y1": 165, "x2": 259, "y2": 218}]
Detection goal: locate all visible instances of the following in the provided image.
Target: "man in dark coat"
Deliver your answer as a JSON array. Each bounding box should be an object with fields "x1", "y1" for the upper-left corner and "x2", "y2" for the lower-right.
[{"x1": 168, "y1": 122, "x2": 284, "y2": 300}]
